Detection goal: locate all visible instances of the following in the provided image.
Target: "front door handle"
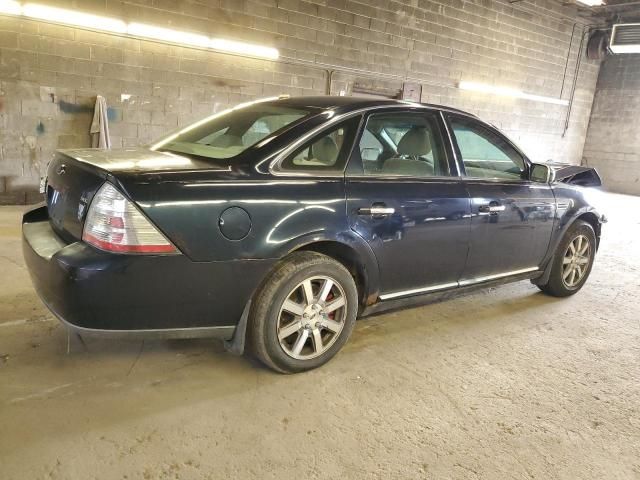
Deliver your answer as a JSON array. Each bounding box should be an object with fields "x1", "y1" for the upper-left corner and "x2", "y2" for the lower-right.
[
  {"x1": 478, "y1": 204, "x2": 506, "y2": 214},
  {"x1": 357, "y1": 204, "x2": 395, "y2": 217}
]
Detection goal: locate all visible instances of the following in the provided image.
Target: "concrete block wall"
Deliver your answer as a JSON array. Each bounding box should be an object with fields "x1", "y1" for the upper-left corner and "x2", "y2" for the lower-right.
[
  {"x1": 0, "y1": 0, "x2": 601, "y2": 200},
  {"x1": 583, "y1": 54, "x2": 640, "y2": 195}
]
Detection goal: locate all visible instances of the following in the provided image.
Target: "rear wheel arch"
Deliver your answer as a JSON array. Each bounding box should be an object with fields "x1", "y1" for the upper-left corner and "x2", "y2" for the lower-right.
[
  {"x1": 293, "y1": 240, "x2": 373, "y2": 308},
  {"x1": 227, "y1": 237, "x2": 378, "y2": 357}
]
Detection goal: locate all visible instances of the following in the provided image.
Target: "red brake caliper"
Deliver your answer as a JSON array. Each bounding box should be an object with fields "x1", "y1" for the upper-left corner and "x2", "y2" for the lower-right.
[{"x1": 326, "y1": 292, "x2": 335, "y2": 319}]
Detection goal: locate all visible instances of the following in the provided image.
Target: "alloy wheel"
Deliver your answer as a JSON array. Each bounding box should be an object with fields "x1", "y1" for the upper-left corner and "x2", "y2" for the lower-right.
[
  {"x1": 277, "y1": 276, "x2": 347, "y2": 360},
  {"x1": 562, "y1": 234, "x2": 591, "y2": 288}
]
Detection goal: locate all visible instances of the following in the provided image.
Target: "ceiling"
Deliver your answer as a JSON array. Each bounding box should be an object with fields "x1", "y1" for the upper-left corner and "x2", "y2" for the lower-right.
[
  {"x1": 592, "y1": 0, "x2": 640, "y2": 23},
  {"x1": 569, "y1": 0, "x2": 640, "y2": 23}
]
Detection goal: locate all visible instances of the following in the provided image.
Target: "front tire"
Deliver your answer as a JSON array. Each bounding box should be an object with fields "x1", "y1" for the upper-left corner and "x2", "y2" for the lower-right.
[
  {"x1": 538, "y1": 220, "x2": 596, "y2": 297},
  {"x1": 248, "y1": 252, "x2": 358, "y2": 373}
]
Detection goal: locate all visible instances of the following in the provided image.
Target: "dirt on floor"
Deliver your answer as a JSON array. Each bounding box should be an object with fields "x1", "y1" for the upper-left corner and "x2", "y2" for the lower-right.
[{"x1": 0, "y1": 192, "x2": 638, "y2": 480}]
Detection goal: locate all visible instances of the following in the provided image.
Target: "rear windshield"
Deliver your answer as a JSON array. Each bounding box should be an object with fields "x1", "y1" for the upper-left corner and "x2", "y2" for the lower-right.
[{"x1": 151, "y1": 103, "x2": 314, "y2": 160}]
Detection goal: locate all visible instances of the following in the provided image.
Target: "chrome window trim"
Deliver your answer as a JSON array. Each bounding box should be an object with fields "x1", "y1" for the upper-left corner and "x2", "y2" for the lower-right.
[
  {"x1": 356, "y1": 109, "x2": 454, "y2": 179},
  {"x1": 439, "y1": 110, "x2": 462, "y2": 177},
  {"x1": 269, "y1": 108, "x2": 367, "y2": 177},
  {"x1": 345, "y1": 174, "x2": 459, "y2": 182},
  {"x1": 460, "y1": 177, "x2": 535, "y2": 185},
  {"x1": 268, "y1": 104, "x2": 481, "y2": 177},
  {"x1": 444, "y1": 112, "x2": 532, "y2": 180},
  {"x1": 379, "y1": 282, "x2": 458, "y2": 301},
  {"x1": 458, "y1": 267, "x2": 539, "y2": 286},
  {"x1": 379, "y1": 267, "x2": 539, "y2": 301}
]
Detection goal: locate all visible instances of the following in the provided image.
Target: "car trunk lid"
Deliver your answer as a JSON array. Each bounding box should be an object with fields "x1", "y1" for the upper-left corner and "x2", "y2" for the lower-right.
[
  {"x1": 45, "y1": 152, "x2": 109, "y2": 242},
  {"x1": 45, "y1": 148, "x2": 226, "y2": 242}
]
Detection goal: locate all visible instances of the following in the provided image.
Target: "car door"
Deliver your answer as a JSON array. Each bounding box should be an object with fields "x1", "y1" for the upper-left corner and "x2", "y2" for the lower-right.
[
  {"x1": 445, "y1": 113, "x2": 555, "y2": 281},
  {"x1": 346, "y1": 109, "x2": 470, "y2": 299}
]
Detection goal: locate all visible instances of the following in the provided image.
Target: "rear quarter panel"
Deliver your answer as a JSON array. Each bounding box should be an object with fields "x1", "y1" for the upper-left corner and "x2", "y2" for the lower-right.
[{"x1": 118, "y1": 173, "x2": 351, "y2": 262}]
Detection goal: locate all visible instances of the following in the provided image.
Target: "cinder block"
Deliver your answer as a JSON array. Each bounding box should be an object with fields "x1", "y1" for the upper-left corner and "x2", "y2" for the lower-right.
[
  {"x1": 150, "y1": 111, "x2": 179, "y2": 127},
  {"x1": 74, "y1": 59, "x2": 104, "y2": 76},
  {"x1": 102, "y1": 64, "x2": 139, "y2": 81},
  {"x1": 38, "y1": 54, "x2": 75, "y2": 73},
  {"x1": 0, "y1": 32, "x2": 18, "y2": 49},
  {"x1": 38, "y1": 23, "x2": 75, "y2": 41},
  {"x1": 90, "y1": 46, "x2": 124, "y2": 64},
  {"x1": 123, "y1": 109, "x2": 151, "y2": 124}
]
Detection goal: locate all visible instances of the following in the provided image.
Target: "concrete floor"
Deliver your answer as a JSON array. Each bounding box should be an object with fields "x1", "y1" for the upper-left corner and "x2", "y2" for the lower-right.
[{"x1": 0, "y1": 192, "x2": 638, "y2": 480}]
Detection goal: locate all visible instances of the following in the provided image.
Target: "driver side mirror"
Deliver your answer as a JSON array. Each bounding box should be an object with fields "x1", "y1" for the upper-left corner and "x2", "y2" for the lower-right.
[{"x1": 530, "y1": 163, "x2": 554, "y2": 184}]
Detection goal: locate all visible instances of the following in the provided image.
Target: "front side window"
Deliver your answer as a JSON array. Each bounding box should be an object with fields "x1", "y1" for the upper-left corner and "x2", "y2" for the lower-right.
[
  {"x1": 152, "y1": 104, "x2": 313, "y2": 160},
  {"x1": 279, "y1": 116, "x2": 361, "y2": 172},
  {"x1": 357, "y1": 112, "x2": 449, "y2": 177},
  {"x1": 449, "y1": 116, "x2": 526, "y2": 180}
]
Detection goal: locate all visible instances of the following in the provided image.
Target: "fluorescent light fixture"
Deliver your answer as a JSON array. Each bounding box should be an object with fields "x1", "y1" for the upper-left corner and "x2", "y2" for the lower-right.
[
  {"x1": 576, "y1": 0, "x2": 604, "y2": 6},
  {"x1": 128, "y1": 24, "x2": 279, "y2": 59},
  {"x1": 128, "y1": 22, "x2": 210, "y2": 49},
  {"x1": 22, "y1": 3, "x2": 127, "y2": 33},
  {"x1": 459, "y1": 81, "x2": 569, "y2": 106},
  {"x1": 0, "y1": 3, "x2": 280, "y2": 60},
  {"x1": 0, "y1": 0, "x2": 21, "y2": 14},
  {"x1": 210, "y1": 38, "x2": 279, "y2": 60}
]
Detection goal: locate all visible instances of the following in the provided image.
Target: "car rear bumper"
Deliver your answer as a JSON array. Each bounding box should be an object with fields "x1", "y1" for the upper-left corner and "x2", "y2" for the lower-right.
[{"x1": 22, "y1": 206, "x2": 274, "y2": 338}]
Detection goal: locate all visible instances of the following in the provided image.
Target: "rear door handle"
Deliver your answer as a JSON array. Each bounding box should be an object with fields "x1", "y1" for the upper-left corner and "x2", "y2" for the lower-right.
[
  {"x1": 478, "y1": 204, "x2": 505, "y2": 214},
  {"x1": 357, "y1": 204, "x2": 395, "y2": 217}
]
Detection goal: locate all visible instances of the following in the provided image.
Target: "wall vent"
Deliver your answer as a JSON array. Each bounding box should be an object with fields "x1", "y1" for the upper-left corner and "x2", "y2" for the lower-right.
[{"x1": 610, "y1": 23, "x2": 640, "y2": 54}]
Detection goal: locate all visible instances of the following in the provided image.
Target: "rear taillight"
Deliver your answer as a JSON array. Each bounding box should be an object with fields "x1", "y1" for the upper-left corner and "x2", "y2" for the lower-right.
[{"x1": 82, "y1": 182, "x2": 177, "y2": 254}]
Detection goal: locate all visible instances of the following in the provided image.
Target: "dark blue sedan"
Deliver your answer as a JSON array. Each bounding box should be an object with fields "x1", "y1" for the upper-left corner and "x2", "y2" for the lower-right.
[{"x1": 22, "y1": 96, "x2": 605, "y2": 373}]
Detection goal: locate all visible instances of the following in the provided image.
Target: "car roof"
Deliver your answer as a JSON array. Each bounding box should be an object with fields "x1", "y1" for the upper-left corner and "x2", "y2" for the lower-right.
[{"x1": 270, "y1": 95, "x2": 476, "y2": 118}]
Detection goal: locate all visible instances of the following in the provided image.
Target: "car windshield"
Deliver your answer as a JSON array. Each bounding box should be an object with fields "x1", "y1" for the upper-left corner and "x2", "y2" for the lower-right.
[{"x1": 151, "y1": 103, "x2": 314, "y2": 160}]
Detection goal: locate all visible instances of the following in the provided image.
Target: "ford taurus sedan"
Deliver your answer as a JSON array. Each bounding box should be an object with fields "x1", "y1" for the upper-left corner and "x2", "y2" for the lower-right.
[{"x1": 22, "y1": 96, "x2": 605, "y2": 373}]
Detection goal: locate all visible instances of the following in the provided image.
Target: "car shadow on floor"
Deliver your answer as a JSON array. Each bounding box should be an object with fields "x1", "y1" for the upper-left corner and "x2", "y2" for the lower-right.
[{"x1": 9, "y1": 282, "x2": 565, "y2": 375}]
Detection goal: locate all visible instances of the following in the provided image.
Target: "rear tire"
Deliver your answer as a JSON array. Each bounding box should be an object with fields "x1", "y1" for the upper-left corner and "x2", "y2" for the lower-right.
[
  {"x1": 248, "y1": 252, "x2": 358, "y2": 373},
  {"x1": 538, "y1": 220, "x2": 596, "y2": 297}
]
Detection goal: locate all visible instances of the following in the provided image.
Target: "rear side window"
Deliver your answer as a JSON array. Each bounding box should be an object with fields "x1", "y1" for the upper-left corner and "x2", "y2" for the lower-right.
[
  {"x1": 279, "y1": 116, "x2": 362, "y2": 172},
  {"x1": 449, "y1": 116, "x2": 526, "y2": 180},
  {"x1": 358, "y1": 112, "x2": 449, "y2": 177}
]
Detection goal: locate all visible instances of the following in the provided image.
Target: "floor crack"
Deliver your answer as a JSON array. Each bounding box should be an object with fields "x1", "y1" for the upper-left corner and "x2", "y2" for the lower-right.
[{"x1": 127, "y1": 341, "x2": 145, "y2": 376}]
